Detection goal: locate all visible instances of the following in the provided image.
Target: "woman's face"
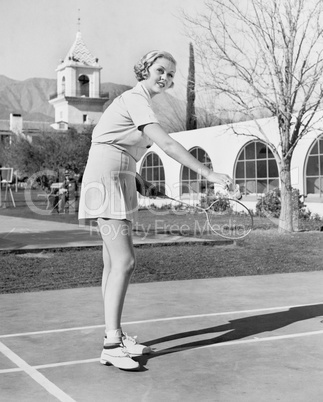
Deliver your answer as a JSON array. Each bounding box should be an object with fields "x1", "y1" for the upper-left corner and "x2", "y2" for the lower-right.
[{"x1": 143, "y1": 57, "x2": 176, "y2": 97}]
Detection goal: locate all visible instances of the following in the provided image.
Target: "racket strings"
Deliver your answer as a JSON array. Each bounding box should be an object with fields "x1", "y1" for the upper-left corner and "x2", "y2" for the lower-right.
[
  {"x1": 206, "y1": 203, "x2": 253, "y2": 239},
  {"x1": 153, "y1": 191, "x2": 253, "y2": 240}
]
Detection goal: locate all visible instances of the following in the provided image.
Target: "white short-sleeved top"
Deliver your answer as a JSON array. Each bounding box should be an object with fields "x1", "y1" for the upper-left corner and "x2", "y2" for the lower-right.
[{"x1": 92, "y1": 82, "x2": 159, "y2": 161}]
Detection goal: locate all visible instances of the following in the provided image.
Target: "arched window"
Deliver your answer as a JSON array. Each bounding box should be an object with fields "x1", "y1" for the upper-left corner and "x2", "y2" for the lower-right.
[
  {"x1": 140, "y1": 152, "x2": 165, "y2": 193},
  {"x1": 235, "y1": 141, "x2": 279, "y2": 195},
  {"x1": 305, "y1": 135, "x2": 323, "y2": 196},
  {"x1": 181, "y1": 147, "x2": 213, "y2": 195},
  {"x1": 78, "y1": 74, "x2": 89, "y2": 97}
]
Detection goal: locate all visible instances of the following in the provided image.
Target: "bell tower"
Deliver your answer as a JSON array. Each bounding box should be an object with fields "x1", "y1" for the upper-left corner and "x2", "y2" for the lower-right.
[{"x1": 49, "y1": 29, "x2": 108, "y2": 130}]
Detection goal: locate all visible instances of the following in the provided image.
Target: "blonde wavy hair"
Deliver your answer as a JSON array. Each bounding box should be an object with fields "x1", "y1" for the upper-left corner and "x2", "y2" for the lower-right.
[{"x1": 134, "y1": 50, "x2": 177, "y2": 87}]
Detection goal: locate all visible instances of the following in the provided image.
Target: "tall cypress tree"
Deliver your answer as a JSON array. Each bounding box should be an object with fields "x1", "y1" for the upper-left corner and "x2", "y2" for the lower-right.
[{"x1": 186, "y1": 42, "x2": 197, "y2": 130}]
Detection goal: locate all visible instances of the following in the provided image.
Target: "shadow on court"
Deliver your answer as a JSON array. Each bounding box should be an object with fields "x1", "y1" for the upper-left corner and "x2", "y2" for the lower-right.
[{"x1": 136, "y1": 304, "x2": 323, "y2": 363}]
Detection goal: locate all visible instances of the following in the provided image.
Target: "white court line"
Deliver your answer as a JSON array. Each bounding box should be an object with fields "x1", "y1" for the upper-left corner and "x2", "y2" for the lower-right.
[
  {"x1": 0, "y1": 324, "x2": 104, "y2": 339},
  {"x1": 0, "y1": 341, "x2": 76, "y2": 402},
  {"x1": 197, "y1": 328, "x2": 323, "y2": 350},
  {"x1": 1, "y1": 328, "x2": 323, "y2": 375},
  {"x1": 0, "y1": 358, "x2": 100, "y2": 374},
  {"x1": 1, "y1": 301, "x2": 322, "y2": 339}
]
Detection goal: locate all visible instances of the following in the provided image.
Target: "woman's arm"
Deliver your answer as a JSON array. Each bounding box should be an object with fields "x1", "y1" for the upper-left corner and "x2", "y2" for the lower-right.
[{"x1": 142, "y1": 123, "x2": 232, "y2": 187}]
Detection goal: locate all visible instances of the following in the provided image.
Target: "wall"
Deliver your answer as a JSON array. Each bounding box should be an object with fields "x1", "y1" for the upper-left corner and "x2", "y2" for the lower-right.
[
  {"x1": 67, "y1": 102, "x2": 103, "y2": 125},
  {"x1": 136, "y1": 116, "x2": 323, "y2": 217}
]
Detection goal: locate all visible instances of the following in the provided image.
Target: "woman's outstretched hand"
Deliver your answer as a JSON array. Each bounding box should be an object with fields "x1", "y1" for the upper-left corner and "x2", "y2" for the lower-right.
[
  {"x1": 207, "y1": 172, "x2": 233, "y2": 190},
  {"x1": 207, "y1": 172, "x2": 242, "y2": 199}
]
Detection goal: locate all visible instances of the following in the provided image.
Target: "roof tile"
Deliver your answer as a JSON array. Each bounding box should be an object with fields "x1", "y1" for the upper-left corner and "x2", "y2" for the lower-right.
[{"x1": 64, "y1": 32, "x2": 97, "y2": 66}]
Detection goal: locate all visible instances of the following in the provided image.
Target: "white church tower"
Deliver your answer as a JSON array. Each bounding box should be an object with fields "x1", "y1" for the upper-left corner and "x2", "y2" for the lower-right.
[{"x1": 49, "y1": 30, "x2": 108, "y2": 130}]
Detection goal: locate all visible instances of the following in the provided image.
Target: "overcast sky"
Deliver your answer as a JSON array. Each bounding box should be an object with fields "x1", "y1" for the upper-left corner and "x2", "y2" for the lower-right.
[{"x1": 0, "y1": 0, "x2": 204, "y2": 97}]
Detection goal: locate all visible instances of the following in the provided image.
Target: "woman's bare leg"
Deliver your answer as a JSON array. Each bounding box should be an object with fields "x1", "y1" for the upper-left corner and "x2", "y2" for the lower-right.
[
  {"x1": 98, "y1": 218, "x2": 135, "y2": 333},
  {"x1": 101, "y1": 241, "x2": 111, "y2": 299}
]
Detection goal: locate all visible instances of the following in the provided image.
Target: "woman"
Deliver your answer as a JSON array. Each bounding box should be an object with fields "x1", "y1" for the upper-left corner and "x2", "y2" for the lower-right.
[{"x1": 78, "y1": 50, "x2": 232, "y2": 370}]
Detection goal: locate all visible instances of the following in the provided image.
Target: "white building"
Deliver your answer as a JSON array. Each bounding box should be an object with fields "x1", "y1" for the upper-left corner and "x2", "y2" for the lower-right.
[
  {"x1": 136, "y1": 115, "x2": 323, "y2": 217},
  {"x1": 49, "y1": 31, "x2": 108, "y2": 130}
]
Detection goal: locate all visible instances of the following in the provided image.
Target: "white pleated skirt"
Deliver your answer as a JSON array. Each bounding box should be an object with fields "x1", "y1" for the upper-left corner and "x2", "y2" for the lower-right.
[{"x1": 78, "y1": 144, "x2": 137, "y2": 222}]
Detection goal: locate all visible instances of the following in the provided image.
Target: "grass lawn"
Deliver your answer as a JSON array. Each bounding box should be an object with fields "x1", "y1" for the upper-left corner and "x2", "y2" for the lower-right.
[{"x1": 0, "y1": 189, "x2": 322, "y2": 294}]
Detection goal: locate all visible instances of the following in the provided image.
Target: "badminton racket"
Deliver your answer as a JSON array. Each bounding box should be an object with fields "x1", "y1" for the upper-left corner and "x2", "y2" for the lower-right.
[{"x1": 135, "y1": 173, "x2": 253, "y2": 240}]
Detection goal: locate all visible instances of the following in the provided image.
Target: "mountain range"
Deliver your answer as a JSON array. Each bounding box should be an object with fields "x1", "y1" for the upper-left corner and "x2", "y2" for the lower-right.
[{"x1": 0, "y1": 75, "x2": 190, "y2": 132}]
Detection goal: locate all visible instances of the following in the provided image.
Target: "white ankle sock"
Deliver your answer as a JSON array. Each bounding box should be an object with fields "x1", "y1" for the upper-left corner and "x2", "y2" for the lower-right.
[{"x1": 105, "y1": 329, "x2": 122, "y2": 344}]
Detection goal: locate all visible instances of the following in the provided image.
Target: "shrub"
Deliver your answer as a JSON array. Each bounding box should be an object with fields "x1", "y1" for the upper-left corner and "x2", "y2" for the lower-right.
[
  {"x1": 256, "y1": 188, "x2": 281, "y2": 218},
  {"x1": 200, "y1": 188, "x2": 231, "y2": 212},
  {"x1": 256, "y1": 187, "x2": 310, "y2": 219}
]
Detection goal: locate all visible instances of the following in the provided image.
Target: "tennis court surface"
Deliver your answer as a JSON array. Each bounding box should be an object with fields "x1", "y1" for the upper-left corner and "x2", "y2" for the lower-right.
[{"x1": 1, "y1": 271, "x2": 323, "y2": 402}]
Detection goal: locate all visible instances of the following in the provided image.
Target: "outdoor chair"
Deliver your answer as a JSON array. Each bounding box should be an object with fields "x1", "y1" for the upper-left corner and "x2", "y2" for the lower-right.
[
  {"x1": 0, "y1": 167, "x2": 16, "y2": 208},
  {"x1": 47, "y1": 180, "x2": 78, "y2": 214},
  {"x1": 47, "y1": 182, "x2": 66, "y2": 213}
]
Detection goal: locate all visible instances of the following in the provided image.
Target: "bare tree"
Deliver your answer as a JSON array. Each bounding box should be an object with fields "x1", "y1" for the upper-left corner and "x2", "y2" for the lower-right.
[
  {"x1": 153, "y1": 90, "x2": 229, "y2": 133},
  {"x1": 183, "y1": 0, "x2": 323, "y2": 233}
]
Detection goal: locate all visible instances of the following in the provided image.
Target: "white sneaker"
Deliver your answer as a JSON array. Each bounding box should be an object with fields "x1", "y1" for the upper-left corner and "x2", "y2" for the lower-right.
[
  {"x1": 100, "y1": 345, "x2": 139, "y2": 370},
  {"x1": 104, "y1": 333, "x2": 152, "y2": 356},
  {"x1": 121, "y1": 332, "x2": 152, "y2": 356}
]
